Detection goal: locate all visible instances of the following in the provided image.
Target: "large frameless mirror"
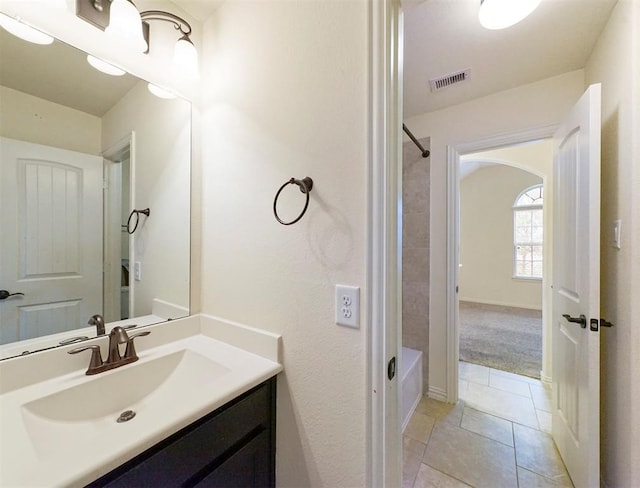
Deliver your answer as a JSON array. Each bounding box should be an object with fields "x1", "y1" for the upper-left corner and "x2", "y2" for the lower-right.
[{"x1": 0, "y1": 26, "x2": 191, "y2": 359}]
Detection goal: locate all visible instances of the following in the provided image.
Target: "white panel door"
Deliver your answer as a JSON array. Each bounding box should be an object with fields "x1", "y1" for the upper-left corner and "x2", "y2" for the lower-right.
[
  {"x1": 0, "y1": 137, "x2": 103, "y2": 343},
  {"x1": 552, "y1": 84, "x2": 601, "y2": 488}
]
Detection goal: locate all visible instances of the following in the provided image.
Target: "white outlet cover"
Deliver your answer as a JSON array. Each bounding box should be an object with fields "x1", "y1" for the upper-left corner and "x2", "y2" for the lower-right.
[{"x1": 336, "y1": 285, "x2": 359, "y2": 328}]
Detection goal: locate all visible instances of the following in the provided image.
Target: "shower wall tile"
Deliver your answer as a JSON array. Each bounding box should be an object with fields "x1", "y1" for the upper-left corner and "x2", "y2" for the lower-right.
[{"x1": 402, "y1": 139, "x2": 430, "y2": 393}]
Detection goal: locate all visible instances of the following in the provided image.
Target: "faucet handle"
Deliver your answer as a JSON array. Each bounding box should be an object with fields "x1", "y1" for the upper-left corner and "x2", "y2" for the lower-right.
[
  {"x1": 68, "y1": 345, "x2": 104, "y2": 375},
  {"x1": 123, "y1": 331, "x2": 151, "y2": 361}
]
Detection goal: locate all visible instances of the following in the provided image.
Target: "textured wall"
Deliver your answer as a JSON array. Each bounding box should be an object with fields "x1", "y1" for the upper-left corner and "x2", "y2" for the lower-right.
[
  {"x1": 402, "y1": 138, "x2": 430, "y2": 393},
  {"x1": 584, "y1": 0, "x2": 640, "y2": 485},
  {"x1": 199, "y1": 2, "x2": 368, "y2": 486}
]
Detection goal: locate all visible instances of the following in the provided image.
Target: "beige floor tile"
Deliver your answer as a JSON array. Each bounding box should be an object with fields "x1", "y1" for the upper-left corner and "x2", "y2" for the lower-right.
[
  {"x1": 423, "y1": 421, "x2": 517, "y2": 488},
  {"x1": 405, "y1": 411, "x2": 436, "y2": 444},
  {"x1": 530, "y1": 383, "x2": 553, "y2": 412},
  {"x1": 404, "y1": 436, "x2": 427, "y2": 488},
  {"x1": 490, "y1": 367, "x2": 542, "y2": 385},
  {"x1": 489, "y1": 372, "x2": 532, "y2": 397},
  {"x1": 464, "y1": 381, "x2": 539, "y2": 428},
  {"x1": 536, "y1": 409, "x2": 552, "y2": 434},
  {"x1": 415, "y1": 397, "x2": 464, "y2": 427},
  {"x1": 413, "y1": 464, "x2": 472, "y2": 488},
  {"x1": 460, "y1": 407, "x2": 514, "y2": 446},
  {"x1": 458, "y1": 379, "x2": 469, "y2": 399},
  {"x1": 517, "y1": 467, "x2": 574, "y2": 487},
  {"x1": 514, "y1": 424, "x2": 569, "y2": 479},
  {"x1": 459, "y1": 361, "x2": 490, "y2": 385}
]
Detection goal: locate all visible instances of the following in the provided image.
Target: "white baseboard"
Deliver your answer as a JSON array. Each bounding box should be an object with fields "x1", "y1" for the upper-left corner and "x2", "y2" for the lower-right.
[
  {"x1": 428, "y1": 385, "x2": 448, "y2": 402},
  {"x1": 540, "y1": 372, "x2": 552, "y2": 385},
  {"x1": 459, "y1": 297, "x2": 542, "y2": 311}
]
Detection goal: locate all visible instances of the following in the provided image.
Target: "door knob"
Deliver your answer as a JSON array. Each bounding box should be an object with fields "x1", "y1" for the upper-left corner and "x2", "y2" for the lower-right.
[
  {"x1": 562, "y1": 313, "x2": 587, "y2": 328},
  {"x1": 0, "y1": 290, "x2": 25, "y2": 300}
]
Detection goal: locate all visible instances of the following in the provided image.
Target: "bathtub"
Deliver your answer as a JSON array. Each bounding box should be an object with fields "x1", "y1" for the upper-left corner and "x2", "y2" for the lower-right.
[{"x1": 401, "y1": 347, "x2": 423, "y2": 431}]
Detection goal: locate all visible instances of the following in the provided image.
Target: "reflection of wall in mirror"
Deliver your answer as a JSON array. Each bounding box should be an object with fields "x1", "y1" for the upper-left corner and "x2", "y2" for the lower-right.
[
  {"x1": 102, "y1": 80, "x2": 190, "y2": 318},
  {"x1": 0, "y1": 85, "x2": 100, "y2": 154}
]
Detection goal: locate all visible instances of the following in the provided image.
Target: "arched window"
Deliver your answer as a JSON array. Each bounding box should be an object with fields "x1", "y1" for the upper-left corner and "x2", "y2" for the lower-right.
[{"x1": 513, "y1": 184, "x2": 543, "y2": 279}]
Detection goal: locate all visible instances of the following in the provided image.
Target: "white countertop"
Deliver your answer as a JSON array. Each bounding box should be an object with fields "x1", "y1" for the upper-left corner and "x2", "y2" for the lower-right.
[{"x1": 0, "y1": 314, "x2": 282, "y2": 487}]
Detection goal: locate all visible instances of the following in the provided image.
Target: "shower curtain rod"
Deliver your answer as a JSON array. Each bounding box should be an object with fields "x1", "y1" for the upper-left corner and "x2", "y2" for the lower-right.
[{"x1": 403, "y1": 123, "x2": 430, "y2": 158}]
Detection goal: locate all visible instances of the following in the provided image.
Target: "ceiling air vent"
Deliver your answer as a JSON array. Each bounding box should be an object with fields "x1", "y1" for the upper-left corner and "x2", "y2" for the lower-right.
[{"x1": 429, "y1": 68, "x2": 471, "y2": 92}]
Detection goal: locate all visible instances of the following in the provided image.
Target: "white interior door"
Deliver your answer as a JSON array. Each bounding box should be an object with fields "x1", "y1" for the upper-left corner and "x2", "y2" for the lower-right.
[
  {"x1": 551, "y1": 83, "x2": 601, "y2": 488},
  {"x1": 0, "y1": 137, "x2": 103, "y2": 343}
]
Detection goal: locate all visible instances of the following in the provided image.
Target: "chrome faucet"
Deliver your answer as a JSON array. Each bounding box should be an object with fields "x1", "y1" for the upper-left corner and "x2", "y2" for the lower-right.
[
  {"x1": 88, "y1": 314, "x2": 105, "y2": 336},
  {"x1": 68, "y1": 326, "x2": 151, "y2": 375}
]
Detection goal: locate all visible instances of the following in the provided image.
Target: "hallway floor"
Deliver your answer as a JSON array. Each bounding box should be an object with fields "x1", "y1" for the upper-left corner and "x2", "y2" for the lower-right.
[{"x1": 403, "y1": 362, "x2": 574, "y2": 488}]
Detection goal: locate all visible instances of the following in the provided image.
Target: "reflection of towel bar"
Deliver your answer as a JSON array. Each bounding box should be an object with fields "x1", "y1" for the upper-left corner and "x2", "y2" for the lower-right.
[{"x1": 126, "y1": 208, "x2": 151, "y2": 234}]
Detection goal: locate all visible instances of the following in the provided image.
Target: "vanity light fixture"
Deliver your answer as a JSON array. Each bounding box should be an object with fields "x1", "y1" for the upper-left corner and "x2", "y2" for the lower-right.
[
  {"x1": 0, "y1": 12, "x2": 54, "y2": 45},
  {"x1": 87, "y1": 55, "x2": 126, "y2": 76},
  {"x1": 76, "y1": 0, "x2": 199, "y2": 78},
  {"x1": 478, "y1": 0, "x2": 541, "y2": 30},
  {"x1": 105, "y1": 0, "x2": 148, "y2": 52}
]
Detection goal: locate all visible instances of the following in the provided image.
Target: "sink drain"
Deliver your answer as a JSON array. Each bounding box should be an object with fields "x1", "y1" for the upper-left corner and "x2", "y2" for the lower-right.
[{"x1": 117, "y1": 410, "x2": 136, "y2": 423}]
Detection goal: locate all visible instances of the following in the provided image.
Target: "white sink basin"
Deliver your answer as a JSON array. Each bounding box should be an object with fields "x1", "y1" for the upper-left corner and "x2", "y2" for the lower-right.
[
  {"x1": 21, "y1": 349, "x2": 230, "y2": 458},
  {"x1": 0, "y1": 316, "x2": 282, "y2": 487}
]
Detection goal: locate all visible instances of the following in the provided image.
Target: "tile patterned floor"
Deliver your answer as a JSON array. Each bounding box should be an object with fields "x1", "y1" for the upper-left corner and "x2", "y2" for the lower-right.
[{"x1": 403, "y1": 362, "x2": 574, "y2": 488}]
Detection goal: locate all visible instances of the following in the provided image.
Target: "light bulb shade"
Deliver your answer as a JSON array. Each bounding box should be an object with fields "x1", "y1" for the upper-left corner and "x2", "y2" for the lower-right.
[
  {"x1": 148, "y1": 83, "x2": 177, "y2": 99},
  {"x1": 0, "y1": 12, "x2": 54, "y2": 45},
  {"x1": 105, "y1": 0, "x2": 148, "y2": 52},
  {"x1": 478, "y1": 0, "x2": 541, "y2": 30},
  {"x1": 174, "y1": 35, "x2": 198, "y2": 78},
  {"x1": 87, "y1": 55, "x2": 126, "y2": 76}
]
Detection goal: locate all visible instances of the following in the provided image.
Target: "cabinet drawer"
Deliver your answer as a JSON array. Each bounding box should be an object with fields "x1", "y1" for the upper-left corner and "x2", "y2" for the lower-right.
[{"x1": 89, "y1": 379, "x2": 274, "y2": 488}]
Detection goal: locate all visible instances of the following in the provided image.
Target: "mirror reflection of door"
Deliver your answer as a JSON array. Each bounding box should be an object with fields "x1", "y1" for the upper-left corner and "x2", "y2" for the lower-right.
[
  {"x1": 0, "y1": 137, "x2": 103, "y2": 343},
  {"x1": 103, "y1": 140, "x2": 132, "y2": 323}
]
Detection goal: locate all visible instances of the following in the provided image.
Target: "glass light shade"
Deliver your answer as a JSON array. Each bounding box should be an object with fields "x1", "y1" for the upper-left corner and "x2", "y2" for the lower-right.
[
  {"x1": 148, "y1": 83, "x2": 177, "y2": 99},
  {"x1": 478, "y1": 0, "x2": 541, "y2": 30},
  {"x1": 0, "y1": 13, "x2": 54, "y2": 45},
  {"x1": 87, "y1": 55, "x2": 126, "y2": 76},
  {"x1": 174, "y1": 36, "x2": 199, "y2": 78},
  {"x1": 105, "y1": 0, "x2": 148, "y2": 53}
]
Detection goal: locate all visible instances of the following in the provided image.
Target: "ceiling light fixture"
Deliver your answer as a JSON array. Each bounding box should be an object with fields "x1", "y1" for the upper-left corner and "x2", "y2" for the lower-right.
[
  {"x1": 0, "y1": 12, "x2": 54, "y2": 45},
  {"x1": 478, "y1": 0, "x2": 541, "y2": 30},
  {"x1": 76, "y1": 1, "x2": 198, "y2": 77}
]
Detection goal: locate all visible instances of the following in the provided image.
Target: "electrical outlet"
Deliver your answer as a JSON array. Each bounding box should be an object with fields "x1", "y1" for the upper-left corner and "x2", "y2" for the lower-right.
[
  {"x1": 134, "y1": 261, "x2": 142, "y2": 281},
  {"x1": 336, "y1": 285, "x2": 359, "y2": 328}
]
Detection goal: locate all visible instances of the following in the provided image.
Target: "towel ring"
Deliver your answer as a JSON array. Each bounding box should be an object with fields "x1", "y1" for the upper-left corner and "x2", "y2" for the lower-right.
[
  {"x1": 126, "y1": 208, "x2": 151, "y2": 234},
  {"x1": 273, "y1": 177, "x2": 314, "y2": 226}
]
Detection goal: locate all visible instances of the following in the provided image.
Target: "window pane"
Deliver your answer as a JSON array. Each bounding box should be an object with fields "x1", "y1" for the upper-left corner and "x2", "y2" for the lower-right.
[
  {"x1": 532, "y1": 261, "x2": 543, "y2": 278},
  {"x1": 515, "y1": 210, "x2": 532, "y2": 227},
  {"x1": 532, "y1": 226, "x2": 543, "y2": 242},
  {"x1": 532, "y1": 245, "x2": 543, "y2": 260}
]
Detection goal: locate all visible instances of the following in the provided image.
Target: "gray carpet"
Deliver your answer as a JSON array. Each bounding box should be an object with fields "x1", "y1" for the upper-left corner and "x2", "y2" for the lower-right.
[{"x1": 459, "y1": 301, "x2": 542, "y2": 379}]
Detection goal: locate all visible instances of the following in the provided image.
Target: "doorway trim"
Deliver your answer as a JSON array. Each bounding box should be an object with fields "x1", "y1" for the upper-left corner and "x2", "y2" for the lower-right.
[
  {"x1": 445, "y1": 125, "x2": 558, "y2": 402},
  {"x1": 367, "y1": 0, "x2": 402, "y2": 487}
]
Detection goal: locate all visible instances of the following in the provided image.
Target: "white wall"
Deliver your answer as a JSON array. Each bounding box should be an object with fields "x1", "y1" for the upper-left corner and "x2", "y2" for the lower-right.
[
  {"x1": 459, "y1": 164, "x2": 543, "y2": 310},
  {"x1": 102, "y1": 80, "x2": 191, "y2": 317},
  {"x1": 584, "y1": 0, "x2": 640, "y2": 485},
  {"x1": 406, "y1": 69, "x2": 585, "y2": 397},
  {"x1": 200, "y1": 2, "x2": 368, "y2": 486},
  {"x1": 0, "y1": 85, "x2": 101, "y2": 154}
]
